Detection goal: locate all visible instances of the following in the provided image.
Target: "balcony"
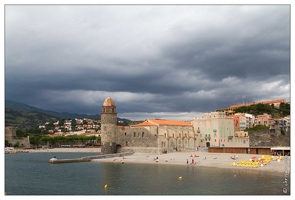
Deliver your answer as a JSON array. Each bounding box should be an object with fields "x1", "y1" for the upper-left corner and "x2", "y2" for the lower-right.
[
  {"x1": 197, "y1": 129, "x2": 200, "y2": 133},
  {"x1": 213, "y1": 128, "x2": 217, "y2": 132},
  {"x1": 228, "y1": 135, "x2": 233, "y2": 139}
]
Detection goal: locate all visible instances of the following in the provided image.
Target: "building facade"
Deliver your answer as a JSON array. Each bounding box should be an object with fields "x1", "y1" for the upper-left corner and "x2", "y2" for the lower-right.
[
  {"x1": 100, "y1": 97, "x2": 195, "y2": 154},
  {"x1": 100, "y1": 98, "x2": 250, "y2": 154},
  {"x1": 255, "y1": 113, "x2": 272, "y2": 126},
  {"x1": 193, "y1": 112, "x2": 249, "y2": 148}
]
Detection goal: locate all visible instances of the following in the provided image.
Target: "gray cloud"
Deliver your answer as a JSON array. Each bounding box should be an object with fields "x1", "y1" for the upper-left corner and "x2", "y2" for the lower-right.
[{"x1": 5, "y1": 5, "x2": 290, "y2": 120}]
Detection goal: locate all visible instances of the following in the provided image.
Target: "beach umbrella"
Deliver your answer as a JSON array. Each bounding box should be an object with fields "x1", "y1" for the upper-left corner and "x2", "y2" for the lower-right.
[
  {"x1": 259, "y1": 157, "x2": 265, "y2": 163},
  {"x1": 251, "y1": 156, "x2": 257, "y2": 160}
]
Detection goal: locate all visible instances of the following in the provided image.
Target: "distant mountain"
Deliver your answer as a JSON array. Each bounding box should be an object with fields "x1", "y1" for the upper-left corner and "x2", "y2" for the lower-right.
[
  {"x1": 5, "y1": 100, "x2": 130, "y2": 121},
  {"x1": 5, "y1": 107, "x2": 60, "y2": 129},
  {"x1": 5, "y1": 100, "x2": 101, "y2": 119}
]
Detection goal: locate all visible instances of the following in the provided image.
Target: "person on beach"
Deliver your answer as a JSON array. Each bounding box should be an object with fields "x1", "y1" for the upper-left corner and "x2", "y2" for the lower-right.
[
  {"x1": 187, "y1": 159, "x2": 189, "y2": 164},
  {"x1": 192, "y1": 158, "x2": 194, "y2": 164}
]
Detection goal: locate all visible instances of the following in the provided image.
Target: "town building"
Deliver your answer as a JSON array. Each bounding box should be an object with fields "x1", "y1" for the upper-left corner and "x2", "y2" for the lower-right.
[
  {"x1": 255, "y1": 113, "x2": 272, "y2": 126},
  {"x1": 193, "y1": 112, "x2": 249, "y2": 148}
]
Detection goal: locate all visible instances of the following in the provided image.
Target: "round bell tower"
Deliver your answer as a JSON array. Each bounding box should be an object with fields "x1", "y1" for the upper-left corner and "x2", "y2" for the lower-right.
[{"x1": 100, "y1": 97, "x2": 117, "y2": 154}]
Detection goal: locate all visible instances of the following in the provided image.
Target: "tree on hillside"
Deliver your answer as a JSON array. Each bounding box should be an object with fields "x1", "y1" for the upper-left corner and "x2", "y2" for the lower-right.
[
  {"x1": 233, "y1": 102, "x2": 290, "y2": 118},
  {"x1": 280, "y1": 102, "x2": 290, "y2": 117},
  {"x1": 45, "y1": 122, "x2": 55, "y2": 130},
  {"x1": 58, "y1": 119, "x2": 65, "y2": 126},
  {"x1": 71, "y1": 119, "x2": 77, "y2": 131}
]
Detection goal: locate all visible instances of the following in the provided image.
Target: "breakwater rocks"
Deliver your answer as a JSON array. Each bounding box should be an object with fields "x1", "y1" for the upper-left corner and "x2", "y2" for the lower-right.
[{"x1": 49, "y1": 152, "x2": 134, "y2": 164}]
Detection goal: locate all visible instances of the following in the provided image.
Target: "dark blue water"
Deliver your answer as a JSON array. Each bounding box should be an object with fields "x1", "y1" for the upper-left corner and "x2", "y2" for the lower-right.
[{"x1": 5, "y1": 153, "x2": 290, "y2": 195}]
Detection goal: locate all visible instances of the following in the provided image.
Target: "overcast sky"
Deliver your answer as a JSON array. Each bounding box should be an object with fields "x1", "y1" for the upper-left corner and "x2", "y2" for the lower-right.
[{"x1": 4, "y1": 4, "x2": 291, "y2": 120}]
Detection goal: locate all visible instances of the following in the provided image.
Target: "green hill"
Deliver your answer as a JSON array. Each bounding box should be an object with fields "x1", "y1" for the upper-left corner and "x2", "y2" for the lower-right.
[
  {"x1": 5, "y1": 100, "x2": 101, "y2": 119},
  {"x1": 5, "y1": 100, "x2": 131, "y2": 129},
  {"x1": 5, "y1": 107, "x2": 60, "y2": 129},
  {"x1": 233, "y1": 103, "x2": 290, "y2": 118}
]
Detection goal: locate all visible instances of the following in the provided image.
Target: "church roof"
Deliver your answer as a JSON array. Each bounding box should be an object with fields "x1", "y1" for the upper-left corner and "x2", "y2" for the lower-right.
[
  {"x1": 132, "y1": 119, "x2": 192, "y2": 127},
  {"x1": 103, "y1": 97, "x2": 115, "y2": 106},
  {"x1": 132, "y1": 121, "x2": 157, "y2": 127}
]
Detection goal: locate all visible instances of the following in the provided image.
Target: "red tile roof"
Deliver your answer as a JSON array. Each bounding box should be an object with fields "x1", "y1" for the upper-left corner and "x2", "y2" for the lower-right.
[{"x1": 132, "y1": 119, "x2": 192, "y2": 127}]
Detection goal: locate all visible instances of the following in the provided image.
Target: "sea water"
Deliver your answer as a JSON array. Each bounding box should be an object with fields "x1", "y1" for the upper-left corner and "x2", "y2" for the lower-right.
[{"x1": 4, "y1": 152, "x2": 290, "y2": 195}]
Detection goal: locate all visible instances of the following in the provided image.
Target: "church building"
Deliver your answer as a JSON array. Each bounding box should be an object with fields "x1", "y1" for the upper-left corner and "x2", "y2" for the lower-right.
[{"x1": 100, "y1": 97, "x2": 196, "y2": 154}]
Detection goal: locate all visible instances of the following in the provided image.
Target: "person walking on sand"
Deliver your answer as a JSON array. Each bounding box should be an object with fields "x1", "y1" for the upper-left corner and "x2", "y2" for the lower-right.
[
  {"x1": 192, "y1": 158, "x2": 194, "y2": 164},
  {"x1": 187, "y1": 159, "x2": 189, "y2": 164}
]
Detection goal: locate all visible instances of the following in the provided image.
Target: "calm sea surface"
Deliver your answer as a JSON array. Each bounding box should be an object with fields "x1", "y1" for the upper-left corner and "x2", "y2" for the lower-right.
[{"x1": 5, "y1": 152, "x2": 290, "y2": 195}]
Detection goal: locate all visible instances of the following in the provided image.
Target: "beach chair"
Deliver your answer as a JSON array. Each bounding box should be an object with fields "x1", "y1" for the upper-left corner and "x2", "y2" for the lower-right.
[{"x1": 253, "y1": 163, "x2": 259, "y2": 168}]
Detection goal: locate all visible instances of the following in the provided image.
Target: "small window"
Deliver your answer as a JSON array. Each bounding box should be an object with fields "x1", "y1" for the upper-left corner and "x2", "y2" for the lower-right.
[
  {"x1": 142, "y1": 132, "x2": 144, "y2": 137},
  {"x1": 125, "y1": 132, "x2": 126, "y2": 136},
  {"x1": 134, "y1": 132, "x2": 136, "y2": 137}
]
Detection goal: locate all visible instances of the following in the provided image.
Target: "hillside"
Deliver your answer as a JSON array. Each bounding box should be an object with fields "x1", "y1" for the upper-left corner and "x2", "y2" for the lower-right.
[
  {"x1": 5, "y1": 107, "x2": 60, "y2": 129},
  {"x1": 232, "y1": 103, "x2": 290, "y2": 118},
  {"x1": 5, "y1": 100, "x2": 131, "y2": 129},
  {"x1": 5, "y1": 100, "x2": 101, "y2": 119}
]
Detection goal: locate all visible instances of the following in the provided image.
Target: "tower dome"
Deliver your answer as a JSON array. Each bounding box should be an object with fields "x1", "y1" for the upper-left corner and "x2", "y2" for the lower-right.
[{"x1": 103, "y1": 97, "x2": 115, "y2": 107}]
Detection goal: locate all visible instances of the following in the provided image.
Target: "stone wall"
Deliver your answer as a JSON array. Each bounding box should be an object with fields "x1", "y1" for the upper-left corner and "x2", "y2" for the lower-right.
[
  {"x1": 116, "y1": 127, "x2": 158, "y2": 149},
  {"x1": 249, "y1": 130, "x2": 290, "y2": 147},
  {"x1": 5, "y1": 126, "x2": 31, "y2": 148},
  {"x1": 5, "y1": 126, "x2": 17, "y2": 140},
  {"x1": 115, "y1": 126, "x2": 196, "y2": 153}
]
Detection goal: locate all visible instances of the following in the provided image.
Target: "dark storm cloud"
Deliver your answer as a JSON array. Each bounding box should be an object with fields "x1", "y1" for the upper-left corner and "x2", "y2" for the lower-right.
[
  {"x1": 161, "y1": 5, "x2": 289, "y2": 81},
  {"x1": 5, "y1": 5, "x2": 290, "y2": 120}
]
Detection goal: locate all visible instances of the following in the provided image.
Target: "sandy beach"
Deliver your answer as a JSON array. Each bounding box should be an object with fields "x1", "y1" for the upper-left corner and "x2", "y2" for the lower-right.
[
  {"x1": 94, "y1": 151, "x2": 290, "y2": 173},
  {"x1": 27, "y1": 148, "x2": 290, "y2": 173}
]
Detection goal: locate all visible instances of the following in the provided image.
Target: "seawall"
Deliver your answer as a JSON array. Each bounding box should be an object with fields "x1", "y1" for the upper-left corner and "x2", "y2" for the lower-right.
[{"x1": 49, "y1": 152, "x2": 134, "y2": 164}]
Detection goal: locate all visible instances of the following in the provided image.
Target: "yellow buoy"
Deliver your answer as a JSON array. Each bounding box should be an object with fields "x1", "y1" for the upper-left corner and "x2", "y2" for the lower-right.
[
  {"x1": 179, "y1": 176, "x2": 182, "y2": 180},
  {"x1": 104, "y1": 184, "x2": 108, "y2": 189}
]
